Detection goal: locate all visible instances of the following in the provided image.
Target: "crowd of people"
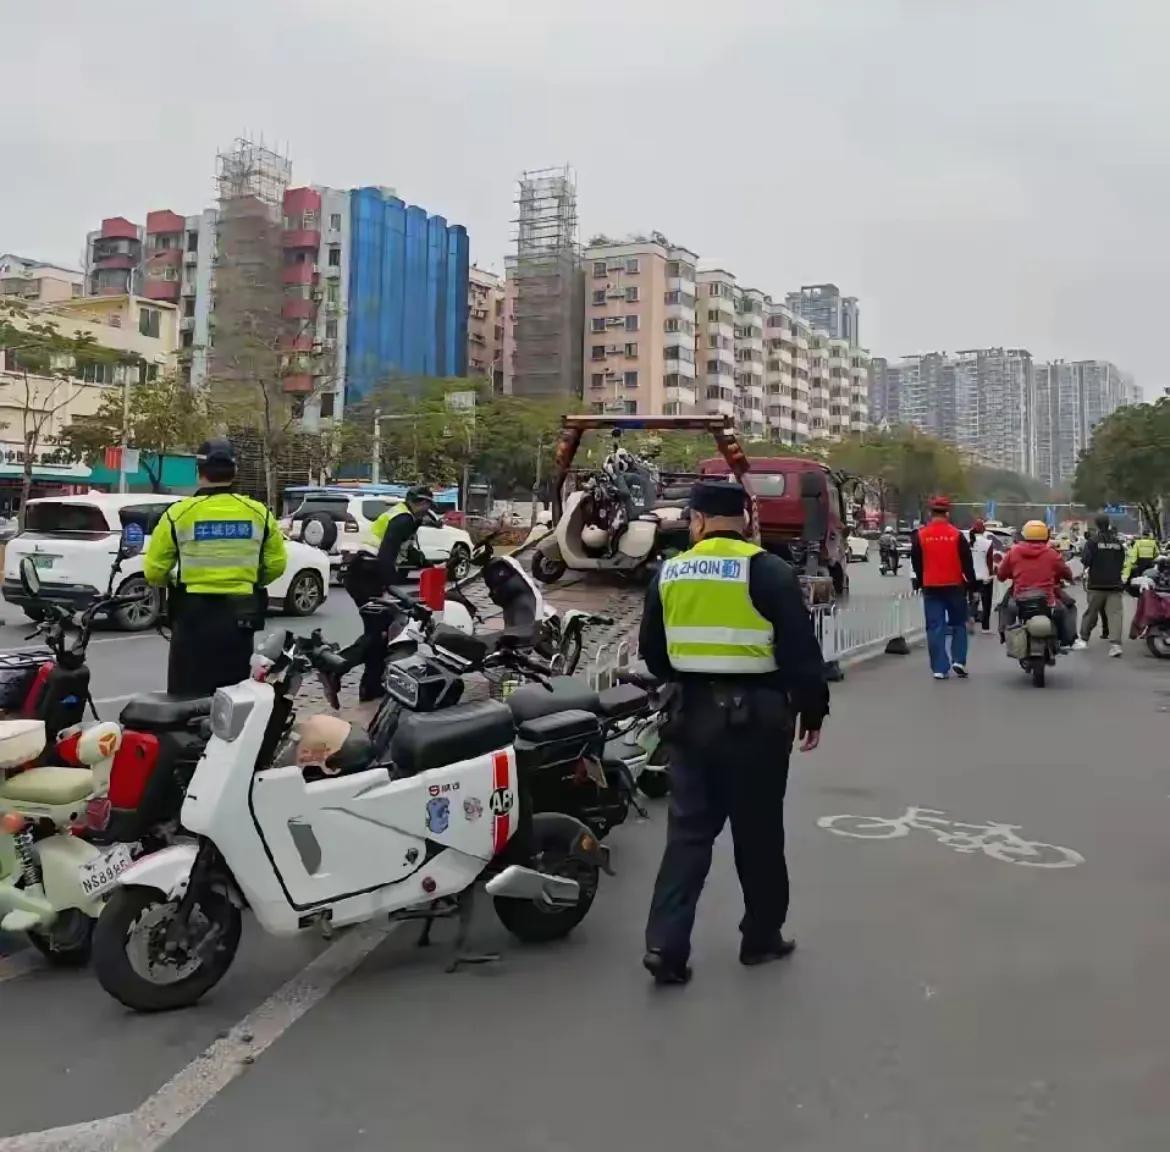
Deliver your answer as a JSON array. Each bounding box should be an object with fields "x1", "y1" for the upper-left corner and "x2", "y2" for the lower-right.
[{"x1": 908, "y1": 500, "x2": 1165, "y2": 678}]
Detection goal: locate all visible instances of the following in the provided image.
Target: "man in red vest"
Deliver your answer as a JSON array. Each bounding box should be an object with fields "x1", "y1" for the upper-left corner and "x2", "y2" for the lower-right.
[{"x1": 910, "y1": 496, "x2": 977, "y2": 680}]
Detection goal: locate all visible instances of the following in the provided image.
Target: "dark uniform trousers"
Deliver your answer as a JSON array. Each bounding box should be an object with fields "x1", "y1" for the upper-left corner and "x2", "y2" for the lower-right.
[
  {"x1": 167, "y1": 593, "x2": 257, "y2": 696},
  {"x1": 341, "y1": 555, "x2": 395, "y2": 701},
  {"x1": 645, "y1": 684, "x2": 794, "y2": 961}
]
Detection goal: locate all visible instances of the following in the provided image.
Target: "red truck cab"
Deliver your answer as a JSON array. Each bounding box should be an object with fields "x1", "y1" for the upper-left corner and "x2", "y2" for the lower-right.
[{"x1": 699, "y1": 456, "x2": 854, "y2": 594}]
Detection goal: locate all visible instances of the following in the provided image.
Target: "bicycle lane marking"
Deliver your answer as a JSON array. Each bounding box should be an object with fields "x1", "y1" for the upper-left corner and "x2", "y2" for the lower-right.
[
  {"x1": 817, "y1": 808, "x2": 1085, "y2": 867},
  {"x1": 0, "y1": 922, "x2": 394, "y2": 1152}
]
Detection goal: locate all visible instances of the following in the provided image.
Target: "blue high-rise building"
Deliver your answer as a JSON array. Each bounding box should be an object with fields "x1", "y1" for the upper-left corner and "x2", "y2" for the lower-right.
[{"x1": 346, "y1": 186, "x2": 469, "y2": 403}]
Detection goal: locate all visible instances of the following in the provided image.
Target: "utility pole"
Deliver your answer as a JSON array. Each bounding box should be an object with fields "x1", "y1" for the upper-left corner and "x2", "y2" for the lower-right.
[
  {"x1": 372, "y1": 408, "x2": 381, "y2": 484},
  {"x1": 117, "y1": 366, "x2": 131, "y2": 494}
]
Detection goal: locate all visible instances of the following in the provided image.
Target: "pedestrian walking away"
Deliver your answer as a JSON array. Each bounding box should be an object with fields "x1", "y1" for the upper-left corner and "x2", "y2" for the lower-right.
[
  {"x1": 967, "y1": 518, "x2": 999, "y2": 632},
  {"x1": 143, "y1": 438, "x2": 288, "y2": 696},
  {"x1": 339, "y1": 485, "x2": 438, "y2": 701},
  {"x1": 911, "y1": 496, "x2": 977, "y2": 680},
  {"x1": 1074, "y1": 513, "x2": 1125, "y2": 657},
  {"x1": 638, "y1": 480, "x2": 829, "y2": 986}
]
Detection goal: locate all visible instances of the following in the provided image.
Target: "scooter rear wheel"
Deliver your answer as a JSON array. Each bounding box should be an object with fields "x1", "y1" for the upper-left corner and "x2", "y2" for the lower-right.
[
  {"x1": 26, "y1": 909, "x2": 93, "y2": 967},
  {"x1": 93, "y1": 885, "x2": 242, "y2": 1013},
  {"x1": 1030, "y1": 662, "x2": 1046, "y2": 688},
  {"x1": 530, "y1": 551, "x2": 567, "y2": 584},
  {"x1": 493, "y1": 821, "x2": 599, "y2": 944}
]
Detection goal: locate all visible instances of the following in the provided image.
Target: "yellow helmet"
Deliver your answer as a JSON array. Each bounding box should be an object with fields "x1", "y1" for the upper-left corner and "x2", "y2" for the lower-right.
[{"x1": 1021, "y1": 520, "x2": 1049, "y2": 542}]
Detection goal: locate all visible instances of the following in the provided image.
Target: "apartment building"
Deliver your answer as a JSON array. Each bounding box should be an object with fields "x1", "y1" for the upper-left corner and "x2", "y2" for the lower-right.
[
  {"x1": 468, "y1": 266, "x2": 504, "y2": 389},
  {"x1": 764, "y1": 301, "x2": 813, "y2": 443},
  {"x1": 1031, "y1": 359, "x2": 1129, "y2": 487},
  {"x1": 734, "y1": 288, "x2": 767, "y2": 440},
  {"x1": 582, "y1": 239, "x2": 698, "y2": 415},
  {"x1": 581, "y1": 238, "x2": 870, "y2": 442},
  {"x1": 695, "y1": 269, "x2": 738, "y2": 423},
  {"x1": 0, "y1": 255, "x2": 83, "y2": 305},
  {"x1": 83, "y1": 180, "x2": 469, "y2": 420},
  {"x1": 786, "y1": 283, "x2": 860, "y2": 348}
]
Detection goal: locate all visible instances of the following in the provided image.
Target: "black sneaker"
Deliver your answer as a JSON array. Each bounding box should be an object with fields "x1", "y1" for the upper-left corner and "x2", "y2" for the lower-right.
[
  {"x1": 642, "y1": 949, "x2": 692, "y2": 986},
  {"x1": 740, "y1": 934, "x2": 797, "y2": 966}
]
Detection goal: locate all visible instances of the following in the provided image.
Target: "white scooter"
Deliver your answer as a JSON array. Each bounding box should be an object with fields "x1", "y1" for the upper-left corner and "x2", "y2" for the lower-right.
[
  {"x1": 0, "y1": 717, "x2": 125, "y2": 963},
  {"x1": 92, "y1": 631, "x2": 609, "y2": 1012}
]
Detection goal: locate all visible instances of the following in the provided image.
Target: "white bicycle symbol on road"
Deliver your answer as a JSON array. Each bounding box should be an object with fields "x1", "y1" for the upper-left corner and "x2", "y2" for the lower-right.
[{"x1": 817, "y1": 807, "x2": 1084, "y2": 868}]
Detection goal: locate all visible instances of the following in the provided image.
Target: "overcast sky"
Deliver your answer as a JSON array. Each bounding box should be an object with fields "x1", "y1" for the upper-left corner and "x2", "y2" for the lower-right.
[{"x1": 5, "y1": 0, "x2": 1166, "y2": 393}]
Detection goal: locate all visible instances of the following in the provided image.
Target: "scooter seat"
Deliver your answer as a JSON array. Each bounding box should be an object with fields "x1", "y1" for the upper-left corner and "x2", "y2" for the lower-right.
[
  {"x1": 0, "y1": 766, "x2": 94, "y2": 805},
  {"x1": 120, "y1": 693, "x2": 212, "y2": 730},
  {"x1": 595, "y1": 683, "x2": 649, "y2": 720},
  {"x1": 507, "y1": 677, "x2": 600, "y2": 723},
  {"x1": 390, "y1": 699, "x2": 515, "y2": 776}
]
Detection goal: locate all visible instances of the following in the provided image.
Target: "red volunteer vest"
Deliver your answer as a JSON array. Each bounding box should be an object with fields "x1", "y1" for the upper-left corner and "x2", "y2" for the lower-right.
[{"x1": 918, "y1": 521, "x2": 964, "y2": 587}]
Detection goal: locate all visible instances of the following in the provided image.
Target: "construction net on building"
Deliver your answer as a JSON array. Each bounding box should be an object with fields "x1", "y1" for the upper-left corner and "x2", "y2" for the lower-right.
[{"x1": 506, "y1": 166, "x2": 583, "y2": 399}]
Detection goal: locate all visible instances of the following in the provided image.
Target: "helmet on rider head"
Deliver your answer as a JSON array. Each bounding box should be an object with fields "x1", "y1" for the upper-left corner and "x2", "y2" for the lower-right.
[
  {"x1": 972, "y1": 519, "x2": 985, "y2": 533},
  {"x1": 612, "y1": 447, "x2": 634, "y2": 473},
  {"x1": 1021, "y1": 520, "x2": 1049, "y2": 542}
]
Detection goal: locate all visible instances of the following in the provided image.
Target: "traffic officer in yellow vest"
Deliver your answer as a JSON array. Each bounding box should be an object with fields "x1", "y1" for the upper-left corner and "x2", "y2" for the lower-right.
[
  {"x1": 1123, "y1": 528, "x2": 1160, "y2": 585},
  {"x1": 340, "y1": 485, "x2": 436, "y2": 701},
  {"x1": 143, "y1": 438, "x2": 287, "y2": 695},
  {"x1": 639, "y1": 479, "x2": 829, "y2": 986}
]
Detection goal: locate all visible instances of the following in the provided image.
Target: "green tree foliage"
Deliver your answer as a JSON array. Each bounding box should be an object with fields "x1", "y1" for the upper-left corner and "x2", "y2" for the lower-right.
[
  {"x1": 57, "y1": 373, "x2": 214, "y2": 492},
  {"x1": 335, "y1": 379, "x2": 564, "y2": 496},
  {"x1": 827, "y1": 427, "x2": 967, "y2": 520},
  {"x1": 1073, "y1": 398, "x2": 1170, "y2": 535}
]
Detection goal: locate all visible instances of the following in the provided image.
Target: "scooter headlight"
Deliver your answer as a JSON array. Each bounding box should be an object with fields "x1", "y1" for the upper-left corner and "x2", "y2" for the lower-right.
[{"x1": 210, "y1": 689, "x2": 253, "y2": 742}]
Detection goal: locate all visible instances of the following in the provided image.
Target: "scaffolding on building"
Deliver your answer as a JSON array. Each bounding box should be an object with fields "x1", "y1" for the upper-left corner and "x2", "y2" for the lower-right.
[{"x1": 506, "y1": 166, "x2": 583, "y2": 399}]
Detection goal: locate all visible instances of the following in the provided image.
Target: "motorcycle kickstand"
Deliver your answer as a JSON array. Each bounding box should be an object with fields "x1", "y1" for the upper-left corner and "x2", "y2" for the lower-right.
[{"x1": 446, "y1": 887, "x2": 499, "y2": 973}]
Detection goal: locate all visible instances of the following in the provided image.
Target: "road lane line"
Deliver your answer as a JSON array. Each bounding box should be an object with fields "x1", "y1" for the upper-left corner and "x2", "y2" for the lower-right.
[
  {"x1": 0, "y1": 923, "x2": 394, "y2": 1151},
  {"x1": 0, "y1": 1114, "x2": 134, "y2": 1151},
  {"x1": 121, "y1": 921, "x2": 393, "y2": 1150}
]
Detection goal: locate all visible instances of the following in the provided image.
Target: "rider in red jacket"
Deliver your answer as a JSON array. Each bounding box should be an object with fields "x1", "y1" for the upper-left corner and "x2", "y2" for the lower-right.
[{"x1": 997, "y1": 521, "x2": 1075, "y2": 645}]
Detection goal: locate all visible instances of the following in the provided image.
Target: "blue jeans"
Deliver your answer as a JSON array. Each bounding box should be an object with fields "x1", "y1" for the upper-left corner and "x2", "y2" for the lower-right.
[{"x1": 923, "y1": 589, "x2": 969, "y2": 675}]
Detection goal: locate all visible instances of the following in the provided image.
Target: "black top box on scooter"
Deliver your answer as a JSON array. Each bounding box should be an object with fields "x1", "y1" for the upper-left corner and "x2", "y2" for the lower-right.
[
  {"x1": 513, "y1": 709, "x2": 601, "y2": 772},
  {"x1": 595, "y1": 683, "x2": 649, "y2": 721},
  {"x1": 389, "y1": 699, "x2": 515, "y2": 776}
]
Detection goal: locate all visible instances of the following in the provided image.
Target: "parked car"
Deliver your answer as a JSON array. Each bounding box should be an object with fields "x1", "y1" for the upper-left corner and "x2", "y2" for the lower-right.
[
  {"x1": 895, "y1": 532, "x2": 914, "y2": 558},
  {"x1": 280, "y1": 492, "x2": 474, "y2": 580},
  {"x1": 2, "y1": 494, "x2": 329, "y2": 630}
]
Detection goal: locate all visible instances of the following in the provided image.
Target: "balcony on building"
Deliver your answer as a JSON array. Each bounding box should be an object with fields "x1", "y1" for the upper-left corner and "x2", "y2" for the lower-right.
[
  {"x1": 282, "y1": 373, "x2": 315, "y2": 394},
  {"x1": 282, "y1": 262, "x2": 317, "y2": 286},
  {"x1": 282, "y1": 298, "x2": 316, "y2": 321},
  {"x1": 99, "y1": 216, "x2": 139, "y2": 242}
]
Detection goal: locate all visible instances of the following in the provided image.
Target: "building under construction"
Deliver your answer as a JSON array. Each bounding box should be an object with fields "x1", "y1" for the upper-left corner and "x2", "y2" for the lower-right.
[
  {"x1": 505, "y1": 166, "x2": 583, "y2": 399},
  {"x1": 208, "y1": 138, "x2": 291, "y2": 386}
]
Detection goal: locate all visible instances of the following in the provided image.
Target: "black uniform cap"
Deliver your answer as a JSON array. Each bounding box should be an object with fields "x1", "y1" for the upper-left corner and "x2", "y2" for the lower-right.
[
  {"x1": 688, "y1": 479, "x2": 748, "y2": 518},
  {"x1": 405, "y1": 485, "x2": 434, "y2": 502},
  {"x1": 196, "y1": 437, "x2": 236, "y2": 466}
]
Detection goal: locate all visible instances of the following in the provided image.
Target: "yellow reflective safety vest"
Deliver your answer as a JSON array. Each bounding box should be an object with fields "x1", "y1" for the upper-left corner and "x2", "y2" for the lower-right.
[
  {"x1": 658, "y1": 536, "x2": 777, "y2": 674},
  {"x1": 358, "y1": 502, "x2": 410, "y2": 556},
  {"x1": 144, "y1": 491, "x2": 287, "y2": 597},
  {"x1": 1123, "y1": 536, "x2": 1160, "y2": 581}
]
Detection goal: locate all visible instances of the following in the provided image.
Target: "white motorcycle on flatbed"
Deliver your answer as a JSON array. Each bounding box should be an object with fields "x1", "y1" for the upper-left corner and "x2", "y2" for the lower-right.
[{"x1": 92, "y1": 631, "x2": 610, "y2": 1012}]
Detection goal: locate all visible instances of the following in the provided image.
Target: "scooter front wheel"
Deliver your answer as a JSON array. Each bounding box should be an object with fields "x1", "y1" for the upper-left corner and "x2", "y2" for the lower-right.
[
  {"x1": 93, "y1": 885, "x2": 242, "y2": 1013},
  {"x1": 26, "y1": 908, "x2": 93, "y2": 968}
]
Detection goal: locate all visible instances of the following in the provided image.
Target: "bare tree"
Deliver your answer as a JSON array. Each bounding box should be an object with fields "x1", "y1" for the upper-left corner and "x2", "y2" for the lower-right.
[{"x1": 204, "y1": 193, "x2": 338, "y2": 507}]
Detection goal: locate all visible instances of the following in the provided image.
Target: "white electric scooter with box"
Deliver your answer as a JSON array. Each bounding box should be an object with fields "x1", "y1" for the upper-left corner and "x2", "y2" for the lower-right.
[{"x1": 93, "y1": 630, "x2": 609, "y2": 1012}]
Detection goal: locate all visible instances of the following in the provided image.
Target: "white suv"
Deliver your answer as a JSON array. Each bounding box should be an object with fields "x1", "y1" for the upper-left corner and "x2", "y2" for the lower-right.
[
  {"x1": 281, "y1": 494, "x2": 474, "y2": 580},
  {"x1": 3, "y1": 494, "x2": 331, "y2": 630}
]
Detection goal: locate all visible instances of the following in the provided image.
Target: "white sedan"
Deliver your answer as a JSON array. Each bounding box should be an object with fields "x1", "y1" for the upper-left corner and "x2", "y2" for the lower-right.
[
  {"x1": 846, "y1": 533, "x2": 872, "y2": 562},
  {"x1": 3, "y1": 494, "x2": 330, "y2": 630}
]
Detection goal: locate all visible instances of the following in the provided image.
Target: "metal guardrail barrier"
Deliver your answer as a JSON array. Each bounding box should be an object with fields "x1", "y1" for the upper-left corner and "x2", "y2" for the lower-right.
[
  {"x1": 816, "y1": 593, "x2": 924, "y2": 663},
  {"x1": 586, "y1": 593, "x2": 925, "y2": 688}
]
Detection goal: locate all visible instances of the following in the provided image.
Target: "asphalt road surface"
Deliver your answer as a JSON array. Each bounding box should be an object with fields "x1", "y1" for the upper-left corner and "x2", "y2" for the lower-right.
[{"x1": 7, "y1": 563, "x2": 1168, "y2": 1150}]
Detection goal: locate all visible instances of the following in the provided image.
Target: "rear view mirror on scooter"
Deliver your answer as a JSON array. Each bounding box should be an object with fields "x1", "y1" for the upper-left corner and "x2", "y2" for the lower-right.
[{"x1": 18, "y1": 557, "x2": 41, "y2": 598}]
